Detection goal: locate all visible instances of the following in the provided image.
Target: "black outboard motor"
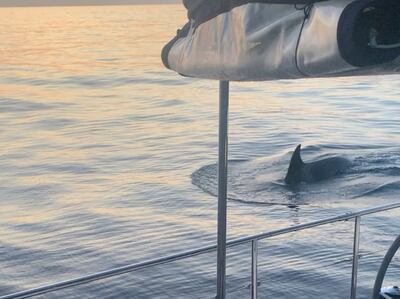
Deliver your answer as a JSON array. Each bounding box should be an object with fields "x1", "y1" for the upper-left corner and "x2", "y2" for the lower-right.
[{"x1": 338, "y1": 0, "x2": 400, "y2": 67}]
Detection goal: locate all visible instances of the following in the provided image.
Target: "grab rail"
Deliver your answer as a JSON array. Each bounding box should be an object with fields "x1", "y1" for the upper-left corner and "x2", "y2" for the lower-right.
[{"x1": 1, "y1": 202, "x2": 400, "y2": 299}]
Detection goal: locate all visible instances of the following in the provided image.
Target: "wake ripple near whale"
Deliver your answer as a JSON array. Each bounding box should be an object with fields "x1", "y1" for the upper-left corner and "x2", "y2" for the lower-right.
[{"x1": 191, "y1": 147, "x2": 400, "y2": 206}]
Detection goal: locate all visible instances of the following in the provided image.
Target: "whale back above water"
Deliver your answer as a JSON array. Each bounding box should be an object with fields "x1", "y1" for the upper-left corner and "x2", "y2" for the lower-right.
[{"x1": 285, "y1": 144, "x2": 350, "y2": 185}]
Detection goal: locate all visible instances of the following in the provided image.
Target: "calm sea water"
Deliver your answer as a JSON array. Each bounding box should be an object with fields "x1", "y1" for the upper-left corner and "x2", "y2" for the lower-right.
[{"x1": 1, "y1": 4, "x2": 400, "y2": 299}]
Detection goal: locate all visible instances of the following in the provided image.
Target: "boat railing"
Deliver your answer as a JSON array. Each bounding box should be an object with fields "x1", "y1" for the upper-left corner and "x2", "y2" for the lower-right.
[{"x1": 1, "y1": 201, "x2": 400, "y2": 299}]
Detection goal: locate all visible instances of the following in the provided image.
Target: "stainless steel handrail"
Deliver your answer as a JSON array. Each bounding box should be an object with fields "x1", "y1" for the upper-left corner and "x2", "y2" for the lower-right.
[{"x1": 1, "y1": 202, "x2": 400, "y2": 299}]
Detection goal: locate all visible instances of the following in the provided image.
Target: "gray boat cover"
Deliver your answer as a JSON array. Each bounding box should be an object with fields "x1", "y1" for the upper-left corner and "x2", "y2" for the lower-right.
[{"x1": 162, "y1": 0, "x2": 400, "y2": 81}]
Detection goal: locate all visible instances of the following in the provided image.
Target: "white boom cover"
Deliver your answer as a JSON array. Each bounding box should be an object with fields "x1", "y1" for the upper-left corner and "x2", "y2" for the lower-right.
[{"x1": 163, "y1": 0, "x2": 400, "y2": 81}]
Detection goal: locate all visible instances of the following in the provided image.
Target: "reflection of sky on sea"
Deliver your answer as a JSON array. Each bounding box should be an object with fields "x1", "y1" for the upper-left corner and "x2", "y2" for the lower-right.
[{"x1": 0, "y1": 4, "x2": 400, "y2": 299}]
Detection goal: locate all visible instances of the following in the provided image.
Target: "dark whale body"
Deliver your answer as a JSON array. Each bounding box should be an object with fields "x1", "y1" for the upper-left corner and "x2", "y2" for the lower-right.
[{"x1": 285, "y1": 144, "x2": 350, "y2": 185}]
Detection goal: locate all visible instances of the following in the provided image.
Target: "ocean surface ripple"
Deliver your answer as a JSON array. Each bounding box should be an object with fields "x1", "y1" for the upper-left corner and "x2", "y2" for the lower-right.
[{"x1": 1, "y1": 4, "x2": 400, "y2": 299}]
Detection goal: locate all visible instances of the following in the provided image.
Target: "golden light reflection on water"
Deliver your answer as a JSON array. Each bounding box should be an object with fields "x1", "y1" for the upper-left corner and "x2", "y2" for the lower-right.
[
  {"x1": 0, "y1": 3, "x2": 189, "y2": 231},
  {"x1": 1, "y1": 5, "x2": 186, "y2": 72}
]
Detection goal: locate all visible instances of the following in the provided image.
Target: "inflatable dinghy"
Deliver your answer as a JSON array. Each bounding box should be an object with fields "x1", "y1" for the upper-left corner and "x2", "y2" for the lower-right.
[{"x1": 162, "y1": 0, "x2": 400, "y2": 81}]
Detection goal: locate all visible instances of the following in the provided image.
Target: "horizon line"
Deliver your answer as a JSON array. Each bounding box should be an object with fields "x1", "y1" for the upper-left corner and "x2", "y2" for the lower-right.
[{"x1": 0, "y1": 0, "x2": 180, "y2": 7}]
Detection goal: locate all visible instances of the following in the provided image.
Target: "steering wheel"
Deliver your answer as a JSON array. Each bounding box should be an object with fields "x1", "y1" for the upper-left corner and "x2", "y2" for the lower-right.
[{"x1": 372, "y1": 234, "x2": 400, "y2": 299}]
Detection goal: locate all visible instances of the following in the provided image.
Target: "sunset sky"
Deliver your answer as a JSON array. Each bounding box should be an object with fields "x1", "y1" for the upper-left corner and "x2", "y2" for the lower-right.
[{"x1": 0, "y1": 0, "x2": 179, "y2": 6}]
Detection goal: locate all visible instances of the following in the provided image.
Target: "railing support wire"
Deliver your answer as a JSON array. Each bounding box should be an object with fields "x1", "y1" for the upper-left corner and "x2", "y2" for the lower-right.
[
  {"x1": 217, "y1": 81, "x2": 229, "y2": 299},
  {"x1": 351, "y1": 216, "x2": 361, "y2": 299},
  {"x1": 251, "y1": 240, "x2": 258, "y2": 299}
]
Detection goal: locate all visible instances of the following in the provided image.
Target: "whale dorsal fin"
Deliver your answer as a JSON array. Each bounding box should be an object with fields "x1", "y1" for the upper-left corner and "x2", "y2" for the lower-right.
[
  {"x1": 285, "y1": 144, "x2": 305, "y2": 184},
  {"x1": 291, "y1": 144, "x2": 303, "y2": 166}
]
